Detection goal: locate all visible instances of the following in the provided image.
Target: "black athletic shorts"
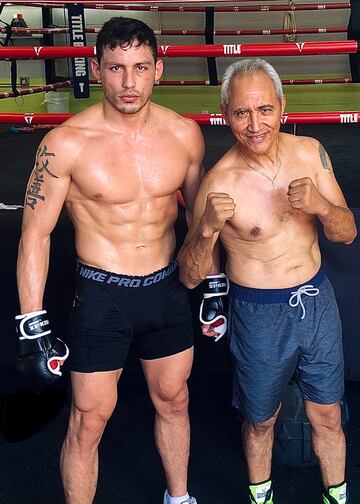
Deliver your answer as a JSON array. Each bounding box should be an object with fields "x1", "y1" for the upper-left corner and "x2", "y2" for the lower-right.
[{"x1": 67, "y1": 260, "x2": 194, "y2": 372}]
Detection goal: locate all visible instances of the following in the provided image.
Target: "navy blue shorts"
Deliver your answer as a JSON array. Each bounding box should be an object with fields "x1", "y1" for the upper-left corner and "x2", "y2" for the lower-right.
[
  {"x1": 229, "y1": 269, "x2": 344, "y2": 423},
  {"x1": 67, "y1": 260, "x2": 194, "y2": 373}
]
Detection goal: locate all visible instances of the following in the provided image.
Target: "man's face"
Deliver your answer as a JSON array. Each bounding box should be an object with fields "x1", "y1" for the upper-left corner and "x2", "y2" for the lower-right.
[
  {"x1": 91, "y1": 42, "x2": 163, "y2": 114},
  {"x1": 223, "y1": 70, "x2": 286, "y2": 155}
]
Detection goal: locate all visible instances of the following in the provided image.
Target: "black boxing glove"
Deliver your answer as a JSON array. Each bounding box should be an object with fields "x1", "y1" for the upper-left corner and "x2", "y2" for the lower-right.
[
  {"x1": 199, "y1": 274, "x2": 229, "y2": 342},
  {"x1": 15, "y1": 310, "x2": 69, "y2": 382}
]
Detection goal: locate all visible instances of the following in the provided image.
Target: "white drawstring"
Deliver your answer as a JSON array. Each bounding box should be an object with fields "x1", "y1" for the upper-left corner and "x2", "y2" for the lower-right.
[{"x1": 288, "y1": 284, "x2": 320, "y2": 319}]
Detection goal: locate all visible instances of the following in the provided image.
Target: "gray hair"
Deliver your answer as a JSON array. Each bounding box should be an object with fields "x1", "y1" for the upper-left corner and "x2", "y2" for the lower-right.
[{"x1": 221, "y1": 58, "x2": 284, "y2": 111}]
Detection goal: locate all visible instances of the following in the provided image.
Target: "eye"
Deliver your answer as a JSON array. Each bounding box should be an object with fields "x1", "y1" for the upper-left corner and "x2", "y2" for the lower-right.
[
  {"x1": 110, "y1": 65, "x2": 122, "y2": 72},
  {"x1": 235, "y1": 110, "x2": 248, "y2": 118},
  {"x1": 260, "y1": 107, "x2": 272, "y2": 114},
  {"x1": 137, "y1": 65, "x2": 147, "y2": 71}
]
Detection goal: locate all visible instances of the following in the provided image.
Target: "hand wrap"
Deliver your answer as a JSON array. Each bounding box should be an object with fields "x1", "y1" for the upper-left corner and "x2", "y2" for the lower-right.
[
  {"x1": 199, "y1": 274, "x2": 229, "y2": 342},
  {"x1": 15, "y1": 310, "x2": 69, "y2": 382}
]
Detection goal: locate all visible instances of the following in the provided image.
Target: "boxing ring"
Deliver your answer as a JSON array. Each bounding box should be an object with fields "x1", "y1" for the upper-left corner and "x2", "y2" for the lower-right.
[
  {"x1": 0, "y1": 3, "x2": 359, "y2": 503},
  {"x1": 0, "y1": 0, "x2": 359, "y2": 339},
  {"x1": 0, "y1": 0, "x2": 360, "y2": 370}
]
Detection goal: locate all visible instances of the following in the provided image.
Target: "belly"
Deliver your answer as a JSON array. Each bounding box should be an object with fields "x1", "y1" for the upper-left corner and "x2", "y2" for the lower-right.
[
  {"x1": 222, "y1": 220, "x2": 321, "y2": 288},
  {"x1": 67, "y1": 197, "x2": 178, "y2": 275}
]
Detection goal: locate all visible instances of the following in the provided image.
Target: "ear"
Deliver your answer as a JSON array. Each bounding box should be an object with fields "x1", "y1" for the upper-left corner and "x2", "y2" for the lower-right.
[
  {"x1": 220, "y1": 104, "x2": 228, "y2": 125},
  {"x1": 281, "y1": 96, "x2": 286, "y2": 115},
  {"x1": 155, "y1": 59, "x2": 163, "y2": 81},
  {"x1": 91, "y1": 58, "x2": 101, "y2": 80}
]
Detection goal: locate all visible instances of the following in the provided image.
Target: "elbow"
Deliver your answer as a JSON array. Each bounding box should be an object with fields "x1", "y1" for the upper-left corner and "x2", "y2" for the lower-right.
[
  {"x1": 325, "y1": 217, "x2": 357, "y2": 245},
  {"x1": 342, "y1": 215, "x2": 358, "y2": 244},
  {"x1": 343, "y1": 227, "x2": 357, "y2": 245},
  {"x1": 326, "y1": 227, "x2": 357, "y2": 245},
  {"x1": 20, "y1": 233, "x2": 50, "y2": 249},
  {"x1": 343, "y1": 221, "x2": 357, "y2": 245}
]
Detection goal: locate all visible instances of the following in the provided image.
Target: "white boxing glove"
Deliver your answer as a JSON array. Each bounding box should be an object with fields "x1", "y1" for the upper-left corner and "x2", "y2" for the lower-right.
[{"x1": 199, "y1": 274, "x2": 229, "y2": 342}]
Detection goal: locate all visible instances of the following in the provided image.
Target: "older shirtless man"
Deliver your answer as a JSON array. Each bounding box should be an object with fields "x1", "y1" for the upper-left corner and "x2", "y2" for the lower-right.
[
  {"x1": 177, "y1": 59, "x2": 356, "y2": 504},
  {"x1": 16, "y1": 17, "x2": 203, "y2": 504}
]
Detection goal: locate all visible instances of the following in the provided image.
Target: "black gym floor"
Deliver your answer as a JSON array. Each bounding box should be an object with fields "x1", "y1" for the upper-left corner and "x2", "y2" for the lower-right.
[{"x1": 0, "y1": 124, "x2": 359, "y2": 504}]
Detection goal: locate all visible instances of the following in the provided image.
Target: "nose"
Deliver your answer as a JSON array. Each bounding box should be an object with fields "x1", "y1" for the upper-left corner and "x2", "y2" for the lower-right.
[
  {"x1": 248, "y1": 111, "x2": 261, "y2": 133},
  {"x1": 122, "y1": 68, "x2": 136, "y2": 89}
]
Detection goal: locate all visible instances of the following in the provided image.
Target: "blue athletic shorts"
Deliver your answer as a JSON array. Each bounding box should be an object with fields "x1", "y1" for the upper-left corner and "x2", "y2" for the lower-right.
[
  {"x1": 228, "y1": 268, "x2": 344, "y2": 423},
  {"x1": 67, "y1": 260, "x2": 193, "y2": 373}
]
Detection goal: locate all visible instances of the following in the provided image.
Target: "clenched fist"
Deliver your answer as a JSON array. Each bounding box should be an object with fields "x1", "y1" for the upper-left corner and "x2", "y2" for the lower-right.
[
  {"x1": 288, "y1": 177, "x2": 327, "y2": 215},
  {"x1": 200, "y1": 192, "x2": 236, "y2": 239}
]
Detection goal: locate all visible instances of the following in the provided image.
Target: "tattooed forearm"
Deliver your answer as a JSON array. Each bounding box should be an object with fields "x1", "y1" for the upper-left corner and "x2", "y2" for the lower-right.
[
  {"x1": 26, "y1": 144, "x2": 59, "y2": 210},
  {"x1": 319, "y1": 143, "x2": 332, "y2": 171}
]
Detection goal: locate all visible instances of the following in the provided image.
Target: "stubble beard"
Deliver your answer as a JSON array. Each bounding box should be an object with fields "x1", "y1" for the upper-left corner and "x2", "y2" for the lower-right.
[{"x1": 106, "y1": 90, "x2": 150, "y2": 115}]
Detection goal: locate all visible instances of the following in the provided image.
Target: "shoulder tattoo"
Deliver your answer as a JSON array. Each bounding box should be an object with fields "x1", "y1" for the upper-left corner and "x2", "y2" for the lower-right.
[
  {"x1": 26, "y1": 144, "x2": 59, "y2": 210},
  {"x1": 318, "y1": 143, "x2": 331, "y2": 171}
]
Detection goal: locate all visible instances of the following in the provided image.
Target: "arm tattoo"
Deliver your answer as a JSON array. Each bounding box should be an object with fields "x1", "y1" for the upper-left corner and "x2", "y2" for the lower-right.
[
  {"x1": 26, "y1": 144, "x2": 59, "y2": 210},
  {"x1": 319, "y1": 144, "x2": 331, "y2": 171}
]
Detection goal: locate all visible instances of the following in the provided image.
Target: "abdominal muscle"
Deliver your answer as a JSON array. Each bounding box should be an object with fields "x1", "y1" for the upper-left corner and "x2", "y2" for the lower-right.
[
  {"x1": 222, "y1": 223, "x2": 322, "y2": 289},
  {"x1": 66, "y1": 196, "x2": 178, "y2": 276}
]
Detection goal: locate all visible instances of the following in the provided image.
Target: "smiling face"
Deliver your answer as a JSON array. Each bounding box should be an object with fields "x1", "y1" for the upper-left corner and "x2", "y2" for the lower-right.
[
  {"x1": 91, "y1": 41, "x2": 163, "y2": 115},
  {"x1": 223, "y1": 70, "x2": 286, "y2": 156}
]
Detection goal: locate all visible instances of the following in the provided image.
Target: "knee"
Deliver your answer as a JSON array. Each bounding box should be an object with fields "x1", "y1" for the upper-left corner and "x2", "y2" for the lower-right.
[
  {"x1": 245, "y1": 416, "x2": 277, "y2": 438},
  {"x1": 153, "y1": 378, "x2": 189, "y2": 416},
  {"x1": 66, "y1": 405, "x2": 114, "y2": 449},
  {"x1": 307, "y1": 403, "x2": 342, "y2": 433}
]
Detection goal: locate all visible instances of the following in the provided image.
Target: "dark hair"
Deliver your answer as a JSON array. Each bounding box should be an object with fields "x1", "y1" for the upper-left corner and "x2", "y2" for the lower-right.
[{"x1": 96, "y1": 17, "x2": 158, "y2": 63}]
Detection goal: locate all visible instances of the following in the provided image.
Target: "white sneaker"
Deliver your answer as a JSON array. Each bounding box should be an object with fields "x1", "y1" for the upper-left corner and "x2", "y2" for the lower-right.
[{"x1": 163, "y1": 495, "x2": 197, "y2": 504}]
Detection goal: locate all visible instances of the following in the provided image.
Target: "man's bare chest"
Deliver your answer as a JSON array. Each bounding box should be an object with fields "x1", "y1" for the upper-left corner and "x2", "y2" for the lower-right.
[
  {"x1": 225, "y1": 178, "x2": 314, "y2": 242},
  {"x1": 70, "y1": 137, "x2": 189, "y2": 202}
]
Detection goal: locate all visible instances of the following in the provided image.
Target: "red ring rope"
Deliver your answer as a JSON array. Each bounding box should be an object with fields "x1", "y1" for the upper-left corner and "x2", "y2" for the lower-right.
[
  {"x1": 0, "y1": 41, "x2": 357, "y2": 60},
  {"x1": 0, "y1": 112, "x2": 359, "y2": 126},
  {"x1": 9, "y1": 1, "x2": 351, "y2": 10},
  {"x1": 185, "y1": 112, "x2": 360, "y2": 125},
  {"x1": 153, "y1": 78, "x2": 353, "y2": 85},
  {"x1": 1, "y1": 27, "x2": 348, "y2": 36}
]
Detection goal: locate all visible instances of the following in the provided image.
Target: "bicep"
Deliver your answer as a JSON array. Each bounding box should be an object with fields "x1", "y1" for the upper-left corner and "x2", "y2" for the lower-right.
[{"x1": 22, "y1": 137, "x2": 72, "y2": 237}]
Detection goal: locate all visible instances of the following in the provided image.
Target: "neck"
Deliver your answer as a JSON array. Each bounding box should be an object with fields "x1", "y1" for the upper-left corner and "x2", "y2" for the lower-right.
[
  {"x1": 238, "y1": 139, "x2": 282, "y2": 190},
  {"x1": 240, "y1": 140, "x2": 279, "y2": 170}
]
